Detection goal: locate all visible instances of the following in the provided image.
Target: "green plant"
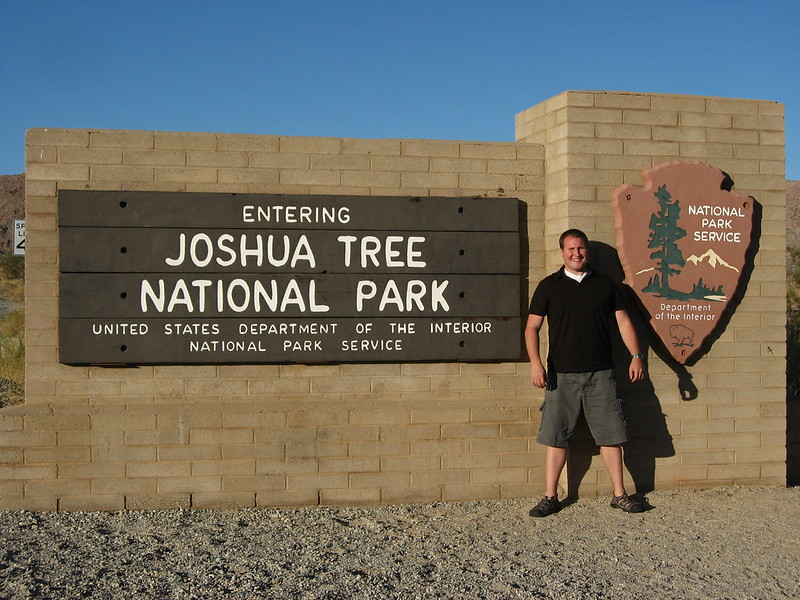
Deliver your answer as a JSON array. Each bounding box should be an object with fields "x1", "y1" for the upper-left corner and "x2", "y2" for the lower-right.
[
  {"x1": 0, "y1": 309, "x2": 24, "y2": 407},
  {"x1": 0, "y1": 255, "x2": 24, "y2": 407},
  {"x1": 0, "y1": 254, "x2": 24, "y2": 280}
]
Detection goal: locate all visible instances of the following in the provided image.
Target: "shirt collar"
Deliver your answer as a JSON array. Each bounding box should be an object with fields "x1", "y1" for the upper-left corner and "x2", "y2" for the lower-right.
[{"x1": 557, "y1": 266, "x2": 592, "y2": 282}]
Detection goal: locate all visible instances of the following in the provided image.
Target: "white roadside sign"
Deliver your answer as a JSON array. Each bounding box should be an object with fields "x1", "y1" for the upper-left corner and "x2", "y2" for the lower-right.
[{"x1": 13, "y1": 219, "x2": 25, "y2": 256}]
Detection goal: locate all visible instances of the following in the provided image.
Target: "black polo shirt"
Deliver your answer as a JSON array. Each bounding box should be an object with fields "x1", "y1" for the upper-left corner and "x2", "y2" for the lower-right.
[{"x1": 528, "y1": 267, "x2": 625, "y2": 373}]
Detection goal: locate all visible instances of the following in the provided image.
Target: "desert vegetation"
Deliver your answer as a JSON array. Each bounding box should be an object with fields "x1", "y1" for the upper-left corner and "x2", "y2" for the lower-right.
[{"x1": 0, "y1": 253, "x2": 24, "y2": 407}]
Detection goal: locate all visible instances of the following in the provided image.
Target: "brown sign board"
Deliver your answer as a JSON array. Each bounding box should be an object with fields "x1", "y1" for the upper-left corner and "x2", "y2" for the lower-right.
[
  {"x1": 58, "y1": 191, "x2": 523, "y2": 365},
  {"x1": 611, "y1": 161, "x2": 759, "y2": 365}
]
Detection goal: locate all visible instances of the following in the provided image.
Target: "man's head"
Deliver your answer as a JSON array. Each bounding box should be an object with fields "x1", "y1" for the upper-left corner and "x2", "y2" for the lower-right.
[{"x1": 558, "y1": 229, "x2": 589, "y2": 274}]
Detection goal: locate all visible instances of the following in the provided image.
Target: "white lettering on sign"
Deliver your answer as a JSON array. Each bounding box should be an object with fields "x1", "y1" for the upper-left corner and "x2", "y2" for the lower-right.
[
  {"x1": 355, "y1": 280, "x2": 449, "y2": 312},
  {"x1": 336, "y1": 235, "x2": 427, "y2": 268},
  {"x1": 140, "y1": 278, "x2": 331, "y2": 314},
  {"x1": 341, "y1": 339, "x2": 403, "y2": 351},
  {"x1": 92, "y1": 323, "x2": 149, "y2": 335},
  {"x1": 241, "y1": 204, "x2": 350, "y2": 224},
  {"x1": 189, "y1": 340, "x2": 268, "y2": 352},
  {"x1": 686, "y1": 205, "x2": 745, "y2": 217},
  {"x1": 687, "y1": 204, "x2": 745, "y2": 243},
  {"x1": 164, "y1": 233, "x2": 316, "y2": 268}
]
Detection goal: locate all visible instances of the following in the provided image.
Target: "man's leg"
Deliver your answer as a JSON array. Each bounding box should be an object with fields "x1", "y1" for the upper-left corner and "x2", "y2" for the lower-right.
[
  {"x1": 544, "y1": 445, "x2": 568, "y2": 497},
  {"x1": 599, "y1": 444, "x2": 626, "y2": 497}
]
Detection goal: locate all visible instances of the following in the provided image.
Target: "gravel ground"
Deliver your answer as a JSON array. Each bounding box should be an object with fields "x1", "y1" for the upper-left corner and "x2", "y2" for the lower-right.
[{"x1": 1, "y1": 485, "x2": 798, "y2": 600}]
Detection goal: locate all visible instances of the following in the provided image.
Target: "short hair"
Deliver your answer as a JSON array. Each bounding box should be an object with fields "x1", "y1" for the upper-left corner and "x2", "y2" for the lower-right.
[{"x1": 558, "y1": 229, "x2": 589, "y2": 249}]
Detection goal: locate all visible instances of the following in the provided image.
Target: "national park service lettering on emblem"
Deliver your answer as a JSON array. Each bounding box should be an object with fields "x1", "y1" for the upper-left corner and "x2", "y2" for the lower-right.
[{"x1": 611, "y1": 161, "x2": 760, "y2": 365}]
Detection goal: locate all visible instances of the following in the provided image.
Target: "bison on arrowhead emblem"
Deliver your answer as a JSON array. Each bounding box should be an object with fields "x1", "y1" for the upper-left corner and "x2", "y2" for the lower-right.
[{"x1": 611, "y1": 161, "x2": 760, "y2": 365}]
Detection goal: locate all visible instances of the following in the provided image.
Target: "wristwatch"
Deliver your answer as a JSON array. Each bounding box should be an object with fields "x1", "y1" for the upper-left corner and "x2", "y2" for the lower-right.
[{"x1": 631, "y1": 353, "x2": 645, "y2": 359}]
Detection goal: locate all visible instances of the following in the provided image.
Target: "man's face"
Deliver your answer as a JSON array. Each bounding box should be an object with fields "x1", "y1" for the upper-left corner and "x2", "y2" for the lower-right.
[{"x1": 560, "y1": 235, "x2": 588, "y2": 274}]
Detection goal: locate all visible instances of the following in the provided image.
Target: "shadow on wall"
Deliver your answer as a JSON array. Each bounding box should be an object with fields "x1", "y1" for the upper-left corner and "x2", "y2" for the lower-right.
[
  {"x1": 566, "y1": 242, "x2": 675, "y2": 497},
  {"x1": 788, "y1": 311, "x2": 800, "y2": 486}
]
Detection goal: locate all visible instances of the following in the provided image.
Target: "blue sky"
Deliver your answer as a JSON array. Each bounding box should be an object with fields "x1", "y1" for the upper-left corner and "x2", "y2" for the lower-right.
[{"x1": 2, "y1": 0, "x2": 798, "y2": 179}]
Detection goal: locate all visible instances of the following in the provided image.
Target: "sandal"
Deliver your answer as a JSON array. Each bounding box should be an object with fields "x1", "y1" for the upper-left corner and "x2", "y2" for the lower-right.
[{"x1": 610, "y1": 493, "x2": 644, "y2": 513}]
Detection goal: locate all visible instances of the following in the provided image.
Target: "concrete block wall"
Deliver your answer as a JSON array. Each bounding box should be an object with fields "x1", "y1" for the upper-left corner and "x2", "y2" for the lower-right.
[
  {"x1": 0, "y1": 89, "x2": 787, "y2": 511},
  {"x1": 516, "y1": 90, "x2": 786, "y2": 493},
  {"x1": 3, "y1": 132, "x2": 547, "y2": 511}
]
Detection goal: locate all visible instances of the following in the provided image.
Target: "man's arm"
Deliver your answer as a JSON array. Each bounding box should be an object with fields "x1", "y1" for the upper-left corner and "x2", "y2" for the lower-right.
[
  {"x1": 524, "y1": 313, "x2": 548, "y2": 388},
  {"x1": 615, "y1": 309, "x2": 645, "y2": 382}
]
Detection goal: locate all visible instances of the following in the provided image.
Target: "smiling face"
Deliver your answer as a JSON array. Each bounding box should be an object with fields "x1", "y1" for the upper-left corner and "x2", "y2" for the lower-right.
[{"x1": 559, "y1": 235, "x2": 589, "y2": 275}]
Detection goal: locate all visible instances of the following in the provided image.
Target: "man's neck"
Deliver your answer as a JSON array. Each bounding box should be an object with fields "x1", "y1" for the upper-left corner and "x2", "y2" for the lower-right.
[{"x1": 563, "y1": 268, "x2": 589, "y2": 282}]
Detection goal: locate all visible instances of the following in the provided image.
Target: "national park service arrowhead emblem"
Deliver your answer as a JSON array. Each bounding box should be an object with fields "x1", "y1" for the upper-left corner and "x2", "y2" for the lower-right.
[{"x1": 611, "y1": 161, "x2": 760, "y2": 365}]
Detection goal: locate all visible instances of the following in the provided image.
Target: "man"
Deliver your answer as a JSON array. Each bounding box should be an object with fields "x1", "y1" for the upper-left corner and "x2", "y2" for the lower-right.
[{"x1": 525, "y1": 229, "x2": 646, "y2": 517}]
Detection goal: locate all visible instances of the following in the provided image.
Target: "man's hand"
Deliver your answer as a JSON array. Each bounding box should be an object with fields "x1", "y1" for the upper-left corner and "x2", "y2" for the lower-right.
[
  {"x1": 531, "y1": 363, "x2": 547, "y2": 388},
  {"x1": 629, "y1": 357, "x2": 645, "y2": 382}
]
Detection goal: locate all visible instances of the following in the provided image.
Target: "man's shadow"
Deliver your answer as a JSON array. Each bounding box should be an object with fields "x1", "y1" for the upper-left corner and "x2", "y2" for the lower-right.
[{"x1": 565, "y1": 242, "x2": 675, "y2": 498}]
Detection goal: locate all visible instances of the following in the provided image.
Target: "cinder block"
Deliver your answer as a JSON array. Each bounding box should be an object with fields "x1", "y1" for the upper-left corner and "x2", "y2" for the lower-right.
[
  {"x1": 218, "y1": 168, "x2": 279, "y2": 185},
  {"x1": 471, "y1": 467, "x2": 528, "y2": 485},
  {"x1": 351, "y1": 471, "x2": 409, "y2": 488},
  {"x1": 400, "y1": 172, "x2": 458, "y2": 188},
  {"x1": 60, "y1": 147, "x2": 122, "y2": 165},
  {"x1": 341, "y1": 171, "x2": 400, "y2": 188},
  {"x1": 441, "y1": 453, "x2": 501, "y2": 469},
  {"x1": 0, "y1": 431, "x2": 57, "y2": 447},
  {"x1": 123, "y1": 149, "x2": 186, "y2": 166},
  {"x1": 286, "y1": 441, "x2": 348, "y2": 459},
  {"x1": 157, "y1": 476, "x2": 222, "y2": 493},
  {"x1": 191, "y1": 492, "x2": 256, "y2": 509},
  {"x1": 60, "y1": 462, "x2": 126, "y2": 480},
  {"x1": 223, "y1": 443, "x2": 284, "y2": 460},
  {"x1": 442, "y1": 484, "x2": 499, "y2": 502},
  {"x1": 155, "y1": 167, "x2": 218, "y2": 183},
  {"x1": 458, "y1": 173, "x2": 516, "y2": 191},
  {"x1": 218, "y1": 134, "x2": 279, "y2": 152},
  {"x1": 317, "y1": 426, "x2": 379, "y2": 442},
  {"x1": 381, "y1": 455, "x2": 440, "y2": 472},
  {"x1": 381, "y1": 486, "x2": 441, "y2": 504},
  {"x1": 257, "y1": 489, "x2": 319, "y2": 507},
  {"x1": 595, "y1": 123, "x2": 652, "y2": 140},
  {"x1": 280, "y1": 137, "x2": 341, "y2": 154},
  {"x1": 681, "y1": 450, "x2": 735, "y2": 465},
  {"x1": 379, "y1": 424, "x2": 440, "y2": 441},
  {"x1": 127, "y1": 461, "x2": 192, "y2": 478},
  {"x1": 440, "y1": 423, "x2": 499, "y2": 439},
  {"x1": 652, "y1": 127, "x2": 706, "y2": 143},
  {"x1": 25, "y1": 446, "x2": 90, "y2": 464},
  {"x1": 188, "y1": 150, "x2": 248, "y2": 168},
  {"x1": 402, "y1": 140, "x2": 459, "y2": 157},
  {"x1": 25, "y1": 479, "x2": 91, "y2": 497},
  {"x1": 320, "y1": 488, "x2": 381, "y2": 506},
  {"x1": 568, "y1": 107, "x2": 622, "y2": 124},
  {"x1": 411, "y1": 469, "x2": 467, "y2": 487},
  {"x1": 58, "y1": 495, "x2": 126, "y2": 512},
  {"x1": 90, "y1": 165, "x2": 155, "y2": 182},
  {"x1": 125, "y1": 493, "x2": 191, "y2": 510},
  {"x1": 342, "y1": 138, "x2": 401, "y2": 156},
  {"x1": 222, "y1": 474, "x2": 285, "y2": 491},
  {"x1": 287, "y1": 473, "x2": 349, "y2": 490},
  {"x1": 318, "y1": 456, "x2": 380, "y2": 473},
  {"x1": 27, "y1": 164, "x2": 90, "y2": 181}
]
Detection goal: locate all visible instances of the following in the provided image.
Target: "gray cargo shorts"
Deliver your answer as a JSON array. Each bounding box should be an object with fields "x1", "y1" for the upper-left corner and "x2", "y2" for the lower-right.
[{"x1": 535, "y1": 369, "x2": 627, "y2": 447}]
